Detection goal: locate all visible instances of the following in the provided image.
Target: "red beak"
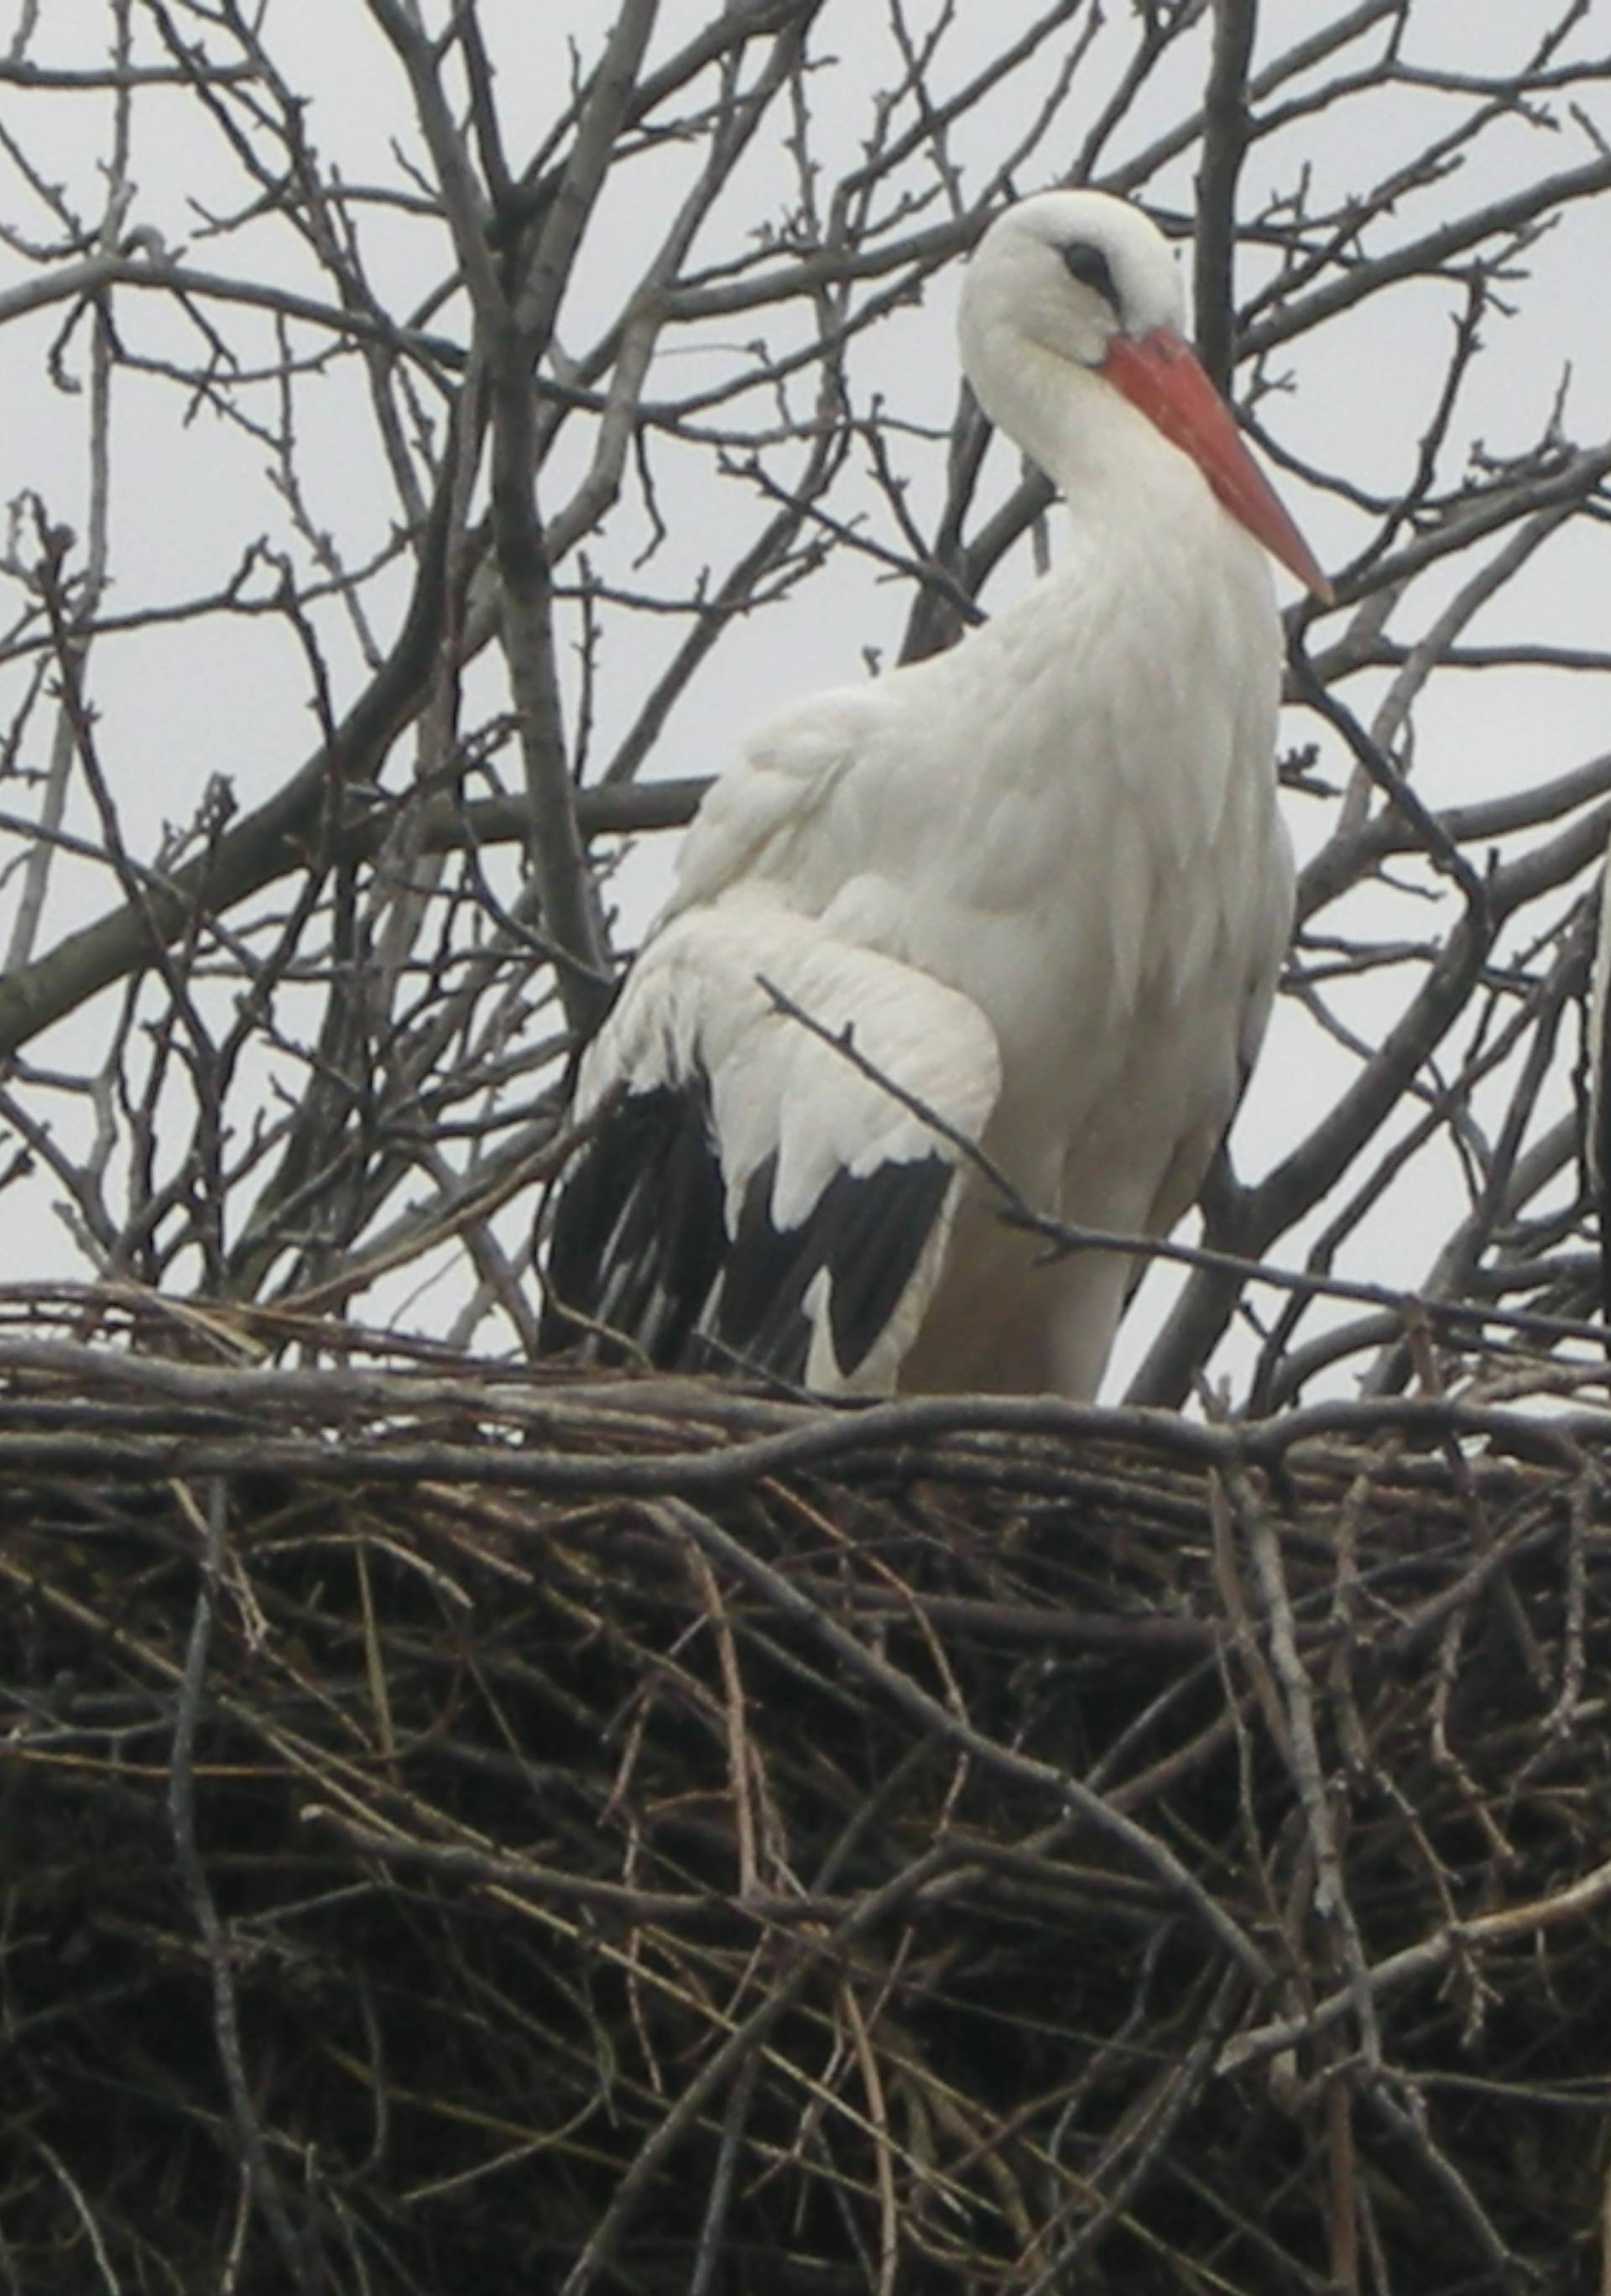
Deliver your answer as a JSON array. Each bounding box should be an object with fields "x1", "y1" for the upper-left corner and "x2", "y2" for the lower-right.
[{"x1": 1103, "y1": 327, "x2": 1332, "y2": 603}]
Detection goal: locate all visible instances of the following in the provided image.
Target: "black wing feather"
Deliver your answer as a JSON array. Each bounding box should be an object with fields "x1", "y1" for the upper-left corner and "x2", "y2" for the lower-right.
[
  {"x1": 540, "y1": 1083, "x2": 953, "y2": 1384},
  {"x1": 539, "y1": 1078, "x2": 726, "y2": 1363},
  {"x1": 692, "y1": 1148, "x2": 951, "y2": 1383}
]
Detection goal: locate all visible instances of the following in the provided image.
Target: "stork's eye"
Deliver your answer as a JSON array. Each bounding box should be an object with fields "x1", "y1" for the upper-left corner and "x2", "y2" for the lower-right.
[{"x1": 1060, "y1": 240, "x2": 1118, "y2": 308}]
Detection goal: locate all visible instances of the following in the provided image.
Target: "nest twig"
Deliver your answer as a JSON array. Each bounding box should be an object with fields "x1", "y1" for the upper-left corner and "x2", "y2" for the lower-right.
[{"x1": 3, "y1": 1282, "x2": 1609, "y2": 2293}]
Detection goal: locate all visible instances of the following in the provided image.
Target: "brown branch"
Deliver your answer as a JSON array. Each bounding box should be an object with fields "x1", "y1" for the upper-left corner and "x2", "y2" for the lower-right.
[
  {"x1": 0, "y1": 465, "x2": 457, "y2": 1059},
  {"x1": 1193, "y1": 0, "x2": 1257, "y2": 393}
]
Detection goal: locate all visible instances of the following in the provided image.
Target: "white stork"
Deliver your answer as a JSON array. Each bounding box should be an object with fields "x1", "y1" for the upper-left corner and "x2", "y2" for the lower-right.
[{"x1": 538, "y1": 190, "x2": 1328, "y2": 1398}]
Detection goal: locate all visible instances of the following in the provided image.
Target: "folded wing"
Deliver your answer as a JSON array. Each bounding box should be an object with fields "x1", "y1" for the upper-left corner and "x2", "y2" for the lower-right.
[{"x1": 539, "y1": 895, "x2": 1002, "y2": 1392}]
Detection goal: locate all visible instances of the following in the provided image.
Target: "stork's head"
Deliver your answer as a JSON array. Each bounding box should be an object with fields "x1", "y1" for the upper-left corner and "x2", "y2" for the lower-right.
[
  {"x1": 958, "y1": 190, "x2": 1329, "y2": 602},
  {"x1": 959, "y1": 190, "x2": 1181, "y2": 373}
]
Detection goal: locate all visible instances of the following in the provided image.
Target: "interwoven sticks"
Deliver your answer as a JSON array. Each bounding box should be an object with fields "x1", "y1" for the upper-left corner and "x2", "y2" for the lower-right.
[{"x1": 2, "y1": 1286, "x2": 1608, "y2": 2293}]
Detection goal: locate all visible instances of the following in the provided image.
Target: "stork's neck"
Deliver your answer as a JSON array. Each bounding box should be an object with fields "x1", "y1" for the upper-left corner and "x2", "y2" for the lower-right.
[{"x1": 973, "y1": 339, "x2": 1217, "y2": 550}]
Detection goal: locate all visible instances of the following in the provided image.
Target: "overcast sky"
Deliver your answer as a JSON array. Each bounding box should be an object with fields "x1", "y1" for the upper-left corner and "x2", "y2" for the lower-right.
[{"x1": 2, "y1": 3, "x2": 1608, "y2": 1389}]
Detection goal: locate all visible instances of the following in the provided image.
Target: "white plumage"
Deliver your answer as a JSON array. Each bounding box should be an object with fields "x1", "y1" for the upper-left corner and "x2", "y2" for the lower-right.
[{"x1": 540, "y1": 190, "x2": 1327, "y2": 1398}]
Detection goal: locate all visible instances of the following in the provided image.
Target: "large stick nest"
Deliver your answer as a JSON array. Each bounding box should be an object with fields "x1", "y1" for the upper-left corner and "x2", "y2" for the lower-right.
[{"x1": 3, "y1": 1285, "x2": 1610, "y2": 2293}]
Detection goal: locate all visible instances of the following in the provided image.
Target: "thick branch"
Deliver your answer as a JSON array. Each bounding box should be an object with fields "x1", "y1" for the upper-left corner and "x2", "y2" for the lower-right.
[{"x1": 1193, "y1": 0, "x2": 1256, "y2": 392}]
